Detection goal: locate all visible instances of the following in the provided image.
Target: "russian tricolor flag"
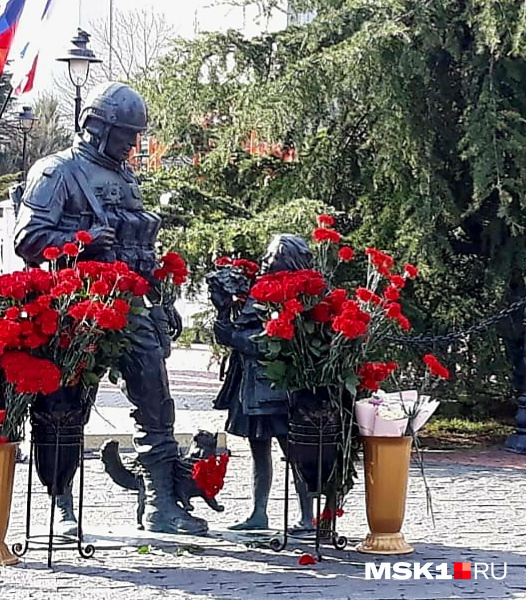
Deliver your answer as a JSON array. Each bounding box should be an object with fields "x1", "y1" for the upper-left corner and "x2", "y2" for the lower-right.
[
  {"x1": 0, "y1": 0, "x2": 27, "y2": 77},
  {"x1": 10, "y1": 0, "x2": 56, "y2": 96}
]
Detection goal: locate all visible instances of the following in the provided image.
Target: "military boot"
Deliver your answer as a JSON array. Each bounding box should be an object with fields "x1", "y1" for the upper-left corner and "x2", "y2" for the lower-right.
[
  {"x1": 142, "y1": 464, "x2": 208, "y2": 535},
  {"x1": 54, "y1": 483, "x2": 78, "y2": 537}
]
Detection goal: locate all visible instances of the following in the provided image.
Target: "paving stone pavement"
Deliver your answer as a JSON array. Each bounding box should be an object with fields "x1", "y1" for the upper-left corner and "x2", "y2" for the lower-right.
[{"x1": 2, "y1": 431, "x2": 526, "y2": 600}]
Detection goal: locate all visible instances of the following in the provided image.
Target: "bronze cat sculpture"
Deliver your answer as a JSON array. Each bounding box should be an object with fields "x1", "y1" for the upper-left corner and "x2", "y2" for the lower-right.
[{"x1": 100, "y1": 430, "x2": 225, "y2": 529}]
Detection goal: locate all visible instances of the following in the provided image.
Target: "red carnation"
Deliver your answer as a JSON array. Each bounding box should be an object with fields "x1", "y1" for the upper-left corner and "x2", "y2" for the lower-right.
[
  {"x1": 310, "y1": 301, "x2": 331, "y2": 323},
  {"x1": 0, "y1": 318, "x2": 22, "y2": 348},
  {"x1": 51, "y1": 279, "x2": 82, "y2": 297},
  {"x1": 265, "y1": 313, "x2": 295, "y2": 340},
  {"x1": 298, "y1": 553, "x2": 317, "y2": 566},
  {"x1": 301, "y1": 271, "x2": 326, "y2": 296},
  {"x1": 250, "y1": 277, "x2": 284, "y2": 303},
  {"x1": 338, "y1": 246, "x2": 354, "y2": 262},
  {"x1": 326, "y1": 288, "x2": 347, "y2": 314},
  {"x1": 332, "y1": 316, "x2": 368, "y2": 339},
  {"x1": 161, "y1": 251, "x2": 183, "y2": 266},
  {"x1": 404, "y1": 263, "x2": 418, "y2": 279},
  {"x1": 68, "y1": 299, "x2": 105, "y2": 321},
  {"x1": 95, "y1": 308, "x2": 128, "y2": 330},
  {"x1": 390, "y1": 274, "x2": 406, "y2": 289},
  {"x1": 62, "y1": 242, "x2": 80, "y2": 257},
  {"x1": 316, "y1": 214, "x2": 335, "y2": 227},
  {"x1": 36, "y1": 295, "x2": 52, "y2": 308},
  {"x1": 0, "y1": 351, "x2": 61, "y2": 395},
  {"x1": 23, "y1": 302, "x2": 41, "y2": 316},
  {"x1": 23, "y1": 332, "x2": 50, "y2": 349},
  {"x1": 132, "y1": 278, "x2": 150, "y2": 296},
  {"x1": 153, "y1": 268, "x2": 168, "y2": 281},
  {"x1": 385, "y1": 302, "x2": 402, "y2": 318},
  {"x1": 356, "y1": 287, "x2": 382, "y2": 305},
  {"x1": 75, "y1": 231, "x2": 93, "y2": 245},
  {"x1": 358, "y1": 361, "x2": 398, "y2": 391},
  {"x1": 332, "y1": 300, "x2": 370, "y2": 339},
  {"x1": 215, "y1": 256, "x2": 232, "y2": 266},
  {"x1": 159, "y1": 252, "x2": 188, "y2": 285},
  {"x1": 423, "y1": 354, "x2": 450, "y2": 379},
  {"x1": 312, "y1": 228, "x2": 342, "y2": 244},
  {"x1": 57, "y1": 267, "x2": 77, "y2": 280},
  {"x1": 283, "y1": 299, "x2": 304, "y2": 314},
  {"x1": 43, "y1": 246, "x2": 61, "y2": 261},
  {"x1": 5, "y1": 307, "x2": 19, "y2": 320},
  {"x1": 232, "y1": 259, "x2": 259, "y2": 279},
  {"x1": 36, "y1": 308, "x2": 60, "y2": 336},
  {"x1": 384, "y1": 285, "x2": 400, "y2": 301},
  {"x1": 396, "y1": 315, "x2": 411, "y2": 331},
  {"x1": 91, "y1": 280, "x2": 110, "y2": 296},
  {"x1": 365, "y1": 248, "x2": 394, "y2": 276},
  {"x1": 30, "y1": 271, "x2": 54, "y2": 294},
  {"x1": 113, "y1": 299, "x2": 130, "y2": 314},
  {"x1": 116, "y1": 277, "x2": 133, "y2": 292}
]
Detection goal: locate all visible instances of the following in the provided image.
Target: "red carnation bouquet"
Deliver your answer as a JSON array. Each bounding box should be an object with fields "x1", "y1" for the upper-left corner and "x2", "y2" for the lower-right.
[
  {"x1": 191, "y1": 453, "x2": 229, "y2": 499},
  {"x1": 249, "y1": 215, "x2": 450, "y2": 495},
  {"x1": 250, "y1": 215, "x2": 421, "y2": 397},
  {"x1": 0, "y1": 231, "x2": 168, "y2": 443},
  {"x1": 153, "y1": 251, "x2": 189, "y2": 303}
]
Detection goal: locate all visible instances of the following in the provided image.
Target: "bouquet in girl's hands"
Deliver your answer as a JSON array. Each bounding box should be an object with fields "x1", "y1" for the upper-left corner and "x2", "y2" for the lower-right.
[
  {"x1": 206, "y1": 257, "x2": 259, "y2": 319},
  {"x1": 355, "y1": 389, "x2": 441, "y2": 437}
]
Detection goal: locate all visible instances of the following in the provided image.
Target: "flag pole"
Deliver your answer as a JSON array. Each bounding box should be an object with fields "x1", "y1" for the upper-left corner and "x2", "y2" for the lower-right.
[{"x1": 0, "y1": 85, "x2": 13, "y2": 120}]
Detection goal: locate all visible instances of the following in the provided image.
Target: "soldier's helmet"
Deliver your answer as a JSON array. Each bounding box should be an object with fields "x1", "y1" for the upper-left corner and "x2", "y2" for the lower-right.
[{"x1": 79, "y1": 82, "x2": 147, "y2": 132}]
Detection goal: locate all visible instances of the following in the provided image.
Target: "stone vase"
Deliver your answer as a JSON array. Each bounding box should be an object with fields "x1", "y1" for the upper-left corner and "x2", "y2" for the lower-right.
[
  {"x1": 0, "y1": 442, "x2": 19, "y2": 566},
  {"x1": 356, "y1": 436, "x2": 414, "y2": 554}
]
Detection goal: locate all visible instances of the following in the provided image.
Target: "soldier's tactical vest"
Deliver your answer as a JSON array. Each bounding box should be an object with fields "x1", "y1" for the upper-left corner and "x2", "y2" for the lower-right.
[{"x1": 60, "y1": 153, "x2": 161, "y2": 278}]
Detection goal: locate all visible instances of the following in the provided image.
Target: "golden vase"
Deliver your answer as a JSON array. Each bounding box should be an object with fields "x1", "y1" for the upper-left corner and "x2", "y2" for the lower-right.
[
  {"x1": 356, "y1": 436, "x2": 414, "y2": 555},
  {"x1": 0, "y1": 443, "x2": 19, "y2": 566}
]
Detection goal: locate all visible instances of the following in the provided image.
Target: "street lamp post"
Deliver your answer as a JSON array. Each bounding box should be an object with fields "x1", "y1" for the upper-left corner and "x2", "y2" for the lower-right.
[
  {"x1": 56, "y1": 28, "x2": 102, "y2": 133},
  {"x1": 17, "y1": 105, "x2": 38, "y2": 179}
]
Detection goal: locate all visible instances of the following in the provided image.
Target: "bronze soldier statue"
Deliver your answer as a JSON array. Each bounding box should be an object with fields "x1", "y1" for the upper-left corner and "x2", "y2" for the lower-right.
[
  {"x1": 210, "y1": 234, "x2": 314, "y2": 531},
  {"x1": 14, "y1": 82, "x2": 207, "y2": 536}
]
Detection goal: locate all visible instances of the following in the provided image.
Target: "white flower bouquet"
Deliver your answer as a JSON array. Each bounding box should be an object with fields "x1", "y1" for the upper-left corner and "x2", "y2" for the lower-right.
[{"x1": 355, "y1": 390, "x2": 440, "y2": 437}]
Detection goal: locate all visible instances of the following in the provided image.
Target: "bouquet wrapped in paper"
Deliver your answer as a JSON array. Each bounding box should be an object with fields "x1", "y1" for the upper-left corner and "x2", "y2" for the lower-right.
[{"x1": 355, "y1": 390, "x2": 440, "y2": 437}]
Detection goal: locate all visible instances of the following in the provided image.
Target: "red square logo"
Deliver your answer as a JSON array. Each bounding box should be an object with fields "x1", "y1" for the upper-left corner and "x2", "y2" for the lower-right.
[{"x1": 454, "y1": 562, "x2": 471, "y2": 580}]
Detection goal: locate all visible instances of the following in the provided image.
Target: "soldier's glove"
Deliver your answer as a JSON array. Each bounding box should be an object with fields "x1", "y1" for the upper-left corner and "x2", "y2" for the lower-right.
[
  {"x1": 88, "y1": 226, "x2": 116, "y2": 251},
  {"x1": 164, "y1": 302, "x2": 183, "y2": 341}
]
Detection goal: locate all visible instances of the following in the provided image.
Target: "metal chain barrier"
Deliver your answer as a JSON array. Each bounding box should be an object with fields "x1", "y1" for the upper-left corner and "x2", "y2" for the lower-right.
[{"x1": 382, "y1": 298, "x2": 526, "y2": 347}]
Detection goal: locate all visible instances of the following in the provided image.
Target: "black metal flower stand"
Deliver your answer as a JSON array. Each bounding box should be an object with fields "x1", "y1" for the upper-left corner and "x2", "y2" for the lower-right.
[
  {"x1": 12, "y1": 393, "x2": 95, "y2": 567},
  {"x1": 270, "y1": 410, "x2": 348, "y2": 561}
]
